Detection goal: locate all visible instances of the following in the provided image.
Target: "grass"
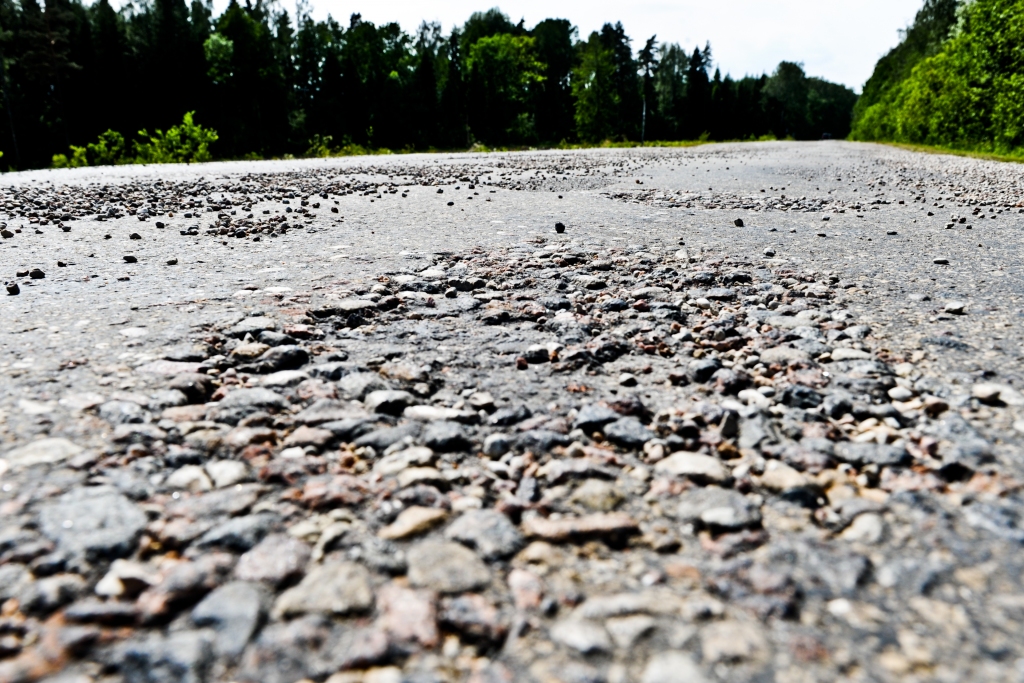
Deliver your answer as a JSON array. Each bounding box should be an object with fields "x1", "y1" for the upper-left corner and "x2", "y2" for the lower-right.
[
  {"x1": 871, "y1": 140, "x2": 1024, "y2": 164},
  {"x1": 299, "y1": 135, "x2": 778, "y2": 158}
]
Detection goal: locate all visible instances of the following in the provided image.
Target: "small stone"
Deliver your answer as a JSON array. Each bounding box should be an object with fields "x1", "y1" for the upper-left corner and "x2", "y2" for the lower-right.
[
  {"x1": 888, "y1": 386, "x2": 914, "y2": 401},
  {"x1": 165, "y1": 464, "x2": 213, "y2": 492},
  {"x1": 38, "y1": 486, "x2": 147, "y2": 563},
  {"x1": 840, "y1": 512, "x2": 885, "y2": 544},
  {"x1": 422, "y1": 420, "x2": 470, "y2": 451},
  {"x1": 205, "y1": 459, "x2": 250, "y2": 488},
  {"x1": 757, "y1": 460, "x2": 808, "y2": 491},
  {"x1": 379, "y1": 506, "x2": 448, "y2": 540},
  {"x1": 483, "y1": 433, "x2": 512, "y2": 457},
  {"x1": 676, "y1": 486, "x2": 761, "y2": 530},
  {"x1": 521, "y1": 512, "x2": 639, "y2": 542},
  {"x1": 830, "y1": 348, "x2": 872, "y2": 361},
  {"x1": 364, "y1": 389, "x2": 416, "y2": 415},
  {"x1": 29, "y1": 268, "x2": 45, "y2": 279},
  {"x1": 555, "y1": 222, "x2": 565, "y2": 233},
  {"x1": 603, "y1": 417, "x2": 654, "y2": 449},
  {"x1": 5, "y1": 282, "x2": 18, "y2": 295},
  {"x1": 123, "y1": 255, "x2": 138, "y2": 263},
  {"x1": 971, "y1": 383, "x2": 1024, "y2": 406},
  {"x1": 283, "y1": 425, "x2": 333, "y2": 449},
  {"x1": 687, "y1": 358, "x2": 721, "y2": 383},
  {"x1": 701, "y1": 620, "x2": 767, "y2": 663},
  {"x1": 376, "y1": 582, "x2": 439, "y2": 648},
  {"x1": 235, "y1": 533, "x2": 311, "y2": 586},
  {"x1": 605, "y1": 614, "x2": 657, "y2": 648},
  {"x1": 569, "y1": 479, "x2": 624, "y2": 512},
  {"x1": 642, "y1": 652, "x2": 707, "y2": 683},
  {"x1": 444, "y1": 509, "x2": 524, "y2": 560},
  {"x1": 618, "y1": 372, "x2": 638, "y2": 387},
  {"x1": 407, "y1": 540, "x2": 491, "y2": 593},
  {"x1": 192, "y1": 581, "x2": 268, "y2": 658},
  {"x1": 273, "y1": 561, "x2": 373, "y2": 618},
  {"x1": 4, "y1": 437, "x2": 83, "y2": 469},
  {"x1": 933, "y1": 258, "x2": 949, "y2": 265},
  {"x1": 763, "y1": 248, "x2": 775, "y2": 257},
  {"x1": 550, "y1": 619, "x2": 612, "y2": 653},
  {"x1": 196, "y1": 513, "x2": 279, "y2": 551},
  {"x1": 573, "y1": 406, "x2": 619, "y2": 435},
  {"x1": 440, "y1": 593, "x2": 507, "y2": 643}
]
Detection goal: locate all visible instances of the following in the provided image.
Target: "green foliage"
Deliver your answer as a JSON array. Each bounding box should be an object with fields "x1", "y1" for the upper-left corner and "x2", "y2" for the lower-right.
[
  {"x1": 852, "y1": 0, "x2": 1024, "y2": 156},
  {"x1": 854, "y1": 0, "x2": 960, "y2": 124},
  {"x1": 467, "y1": 34, "x2": 545, "y2": 143},
  {"x1": 134, "y1": 112, "x2": 219, "y2": 163},
  {"x1": 305, "y1": 134, "x2": 336, "y2": 157},
  {"x1": 88, "y1": 130, "x2": 128, "y2": 165},
  {"x1": 572, "y1": 32, "x2": 618, "y2": 142},
  {"x1": 203, "y1": 32, "x2": 234, "y2": 83},
  {"x1": 52, "y1": 146, "x2": 88, "y2": 168},
  {"x1": 52, "y1": 130, "x2": 127, "y2": 167}
]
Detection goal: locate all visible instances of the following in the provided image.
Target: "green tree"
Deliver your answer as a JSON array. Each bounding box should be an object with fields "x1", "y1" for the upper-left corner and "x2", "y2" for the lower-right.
[
  {"x1": 598, "y1": 22, "x2": 641, "y2": 139},
  {"x1": 531, "y1": 18, "x2": 576, "y2": 143},
  {"x1": 467, "y1": 33, "x2": 544, "y2": 144},
  {"x1": 572, "y1": 31, "x2": 617, "y2": 142}
]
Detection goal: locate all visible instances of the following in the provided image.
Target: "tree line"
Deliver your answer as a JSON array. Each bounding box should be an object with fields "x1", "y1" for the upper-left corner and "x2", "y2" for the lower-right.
[
  {"x1": 0, "y1": 2, "x2": 858, "y2": 169},
  {"x1": 852, "y1": 0, "x2": 1024, "y2": 157}
]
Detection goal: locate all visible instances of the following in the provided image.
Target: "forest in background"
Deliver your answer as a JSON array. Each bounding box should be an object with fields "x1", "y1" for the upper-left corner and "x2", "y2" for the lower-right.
[
  {"x1": 852, "y1": 0, "x2": 1024, "y2": 158},
  {"x1": 0, "y1": 2, "x2": 858, "y2": 169}
]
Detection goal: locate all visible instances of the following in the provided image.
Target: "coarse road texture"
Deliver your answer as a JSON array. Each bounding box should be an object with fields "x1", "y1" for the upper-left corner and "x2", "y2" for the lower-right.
[{"x1": 0, "y1": 141, "x2": 1023, "y2": 683}]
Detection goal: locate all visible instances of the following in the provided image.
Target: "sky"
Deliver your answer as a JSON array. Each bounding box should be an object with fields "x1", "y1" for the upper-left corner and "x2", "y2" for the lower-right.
[{"x1": 214, "y1": 0, "x2": 926, "y2": 91}]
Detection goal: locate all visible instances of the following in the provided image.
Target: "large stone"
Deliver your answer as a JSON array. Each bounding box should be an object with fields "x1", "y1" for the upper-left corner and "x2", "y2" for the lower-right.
[
  {"x1": 229, "y1": 317, "x2": 279, "y2": 338},
  {"x1": 195, "y1": 513, "x2": 279, "y2": 552},
  {"x1": 273, "y1": 562, "x2": 373, "y2": 618},
  {"x1": 119, "y1": 630, "x2": 215, "y2": 683},
  {"x1": 339, "y1": 372, "x2": 390, "y2": 400},
  {"x1": 573, "y1": 404, "x2": 621, "y2": 433},
  {"x1": 521, "y1": 512, "x2": 639, "y2": 542},
  {"x1": 602, "y1": 417, "x2": 654, "y2": 449},
  {"x1": 4, "y1": 437, "x2": 83, "y2": 469},
  {"x1": 675, "y1": 487, "x2": 761, "y2": 530},
  {"x1": 294, "y1": 399, "x2": 368, "y2": 425},
  {"x1": 444, "y1": 509, "x2": 524, "y2": 560},
  {"x1": 834, "y1": 442, "x2": 910, "y2": 467},
  {"x1": 701, "y1": 620, "x2": 768, "y2": 663},
  {"x1": 422, "y1": 421, "x2": 471, "y2": 452},
  {"x1": 364, "y1": 390, "x2": 417, "y2": 416},
  {"x1": 550, "y1": 619, "x2": 612, "y2": 654},
  {"x1": 642, "y1": 652, "x2": 708, "y2": 683},
  {"x1": 378, "y1": 506, "x2": 448, "y2": 540},
  {"x1": 192, "y1": 581, "x2": 268, "y2": 658},
  {"x1": 654, "y1": 452, "x2": 730, "y2": 484},
  {"x1": 407, "y1": 541, "x2": 491, "y2": 593},
  {"x1": 376, "y1": 583, "x2": 439, "y2": 648},
  {"x1": 569, "y1": 479, "x2": 624, "y2": 512},
  {"x1": 38, "y1": 486, "x2": 147, "y2": 563}
]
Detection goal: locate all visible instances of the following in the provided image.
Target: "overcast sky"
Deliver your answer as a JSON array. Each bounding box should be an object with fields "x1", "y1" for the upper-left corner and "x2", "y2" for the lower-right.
[{"x1": 214, "y1": 0, "x2": 925, "y2": 91}]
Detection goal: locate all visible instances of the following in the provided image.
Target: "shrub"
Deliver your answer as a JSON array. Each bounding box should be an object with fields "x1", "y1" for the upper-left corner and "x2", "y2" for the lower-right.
[{"x1": 134, "y1": 112, "x2": 219, "y2": 164}]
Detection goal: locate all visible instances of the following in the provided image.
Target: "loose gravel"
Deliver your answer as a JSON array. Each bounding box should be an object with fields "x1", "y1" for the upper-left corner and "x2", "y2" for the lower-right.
[{"x1": 1, "y1": 141, "x2": 1023, "y2": 683}]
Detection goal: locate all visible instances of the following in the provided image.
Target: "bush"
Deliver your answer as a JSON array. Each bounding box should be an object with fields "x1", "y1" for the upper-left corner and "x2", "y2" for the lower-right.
[
  {"x1": 52, "y1": 114, "x2": 219, "y2": 168},
  {"x1": 134, "y1": 112, "x2": 219, "y2": 164}
]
